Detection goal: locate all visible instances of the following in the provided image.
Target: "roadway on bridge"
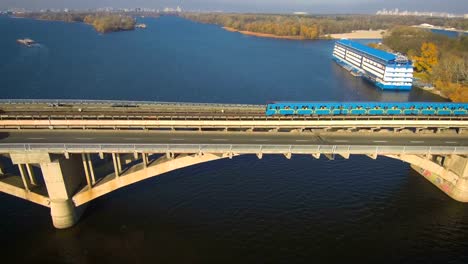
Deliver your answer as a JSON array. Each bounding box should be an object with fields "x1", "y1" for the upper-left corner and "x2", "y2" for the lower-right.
[{"x1": 0, "y1": 130, "x2": 467, "y2": 146}]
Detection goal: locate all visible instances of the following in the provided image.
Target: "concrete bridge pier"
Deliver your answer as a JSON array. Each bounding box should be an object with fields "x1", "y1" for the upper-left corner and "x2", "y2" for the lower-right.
[
  {"x1": 10, "y1": 153, "x2": 87, "y2": 229},
  {"x1": 388, "y1": 154, "x2": 468, "y2": 202},
  {"x1": 414, "y1": 155, "x2": 468, "y2": 202},
  {"x1": 40, "y1": 154, "x2": 87, "y2": 229}
]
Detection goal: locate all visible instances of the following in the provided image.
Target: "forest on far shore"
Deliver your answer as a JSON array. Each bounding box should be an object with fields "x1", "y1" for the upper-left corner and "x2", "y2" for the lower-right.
[
  {"x1": 181, "y1": 13, "x2": 468, "y2": 39},
  {"x1": 373, "y1": 27, "x2": 467, "y2": 102}
]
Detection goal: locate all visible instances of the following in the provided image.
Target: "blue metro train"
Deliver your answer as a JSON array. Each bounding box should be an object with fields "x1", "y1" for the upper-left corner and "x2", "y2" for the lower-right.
[{"x1": 265, "y1": 102, "x2": 468, "y2": 116}]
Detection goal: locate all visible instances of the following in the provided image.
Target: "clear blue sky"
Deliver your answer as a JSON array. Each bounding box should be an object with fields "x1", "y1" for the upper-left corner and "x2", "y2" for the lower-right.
[{"x1": 1, "y1": 0, "x2": 467, "y2": 14}]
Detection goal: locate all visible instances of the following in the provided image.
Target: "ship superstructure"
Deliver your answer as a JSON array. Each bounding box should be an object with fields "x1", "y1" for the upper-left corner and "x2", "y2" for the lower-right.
[{"x1": 332, "y1": 39, "x2": 413, "y2": 90}]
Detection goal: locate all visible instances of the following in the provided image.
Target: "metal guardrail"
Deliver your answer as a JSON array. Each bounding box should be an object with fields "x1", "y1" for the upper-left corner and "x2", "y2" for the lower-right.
[
  {"x1": 0, "y1": 99, "x2": 261, "y2": 108},
  {"x1": 0, "y1": 143, "x2": 466, "y2": 155}
]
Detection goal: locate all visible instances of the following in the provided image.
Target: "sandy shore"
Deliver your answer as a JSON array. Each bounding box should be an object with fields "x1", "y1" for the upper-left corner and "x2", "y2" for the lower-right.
[
  {"x1": 222, "y1": 27, "x2": 386, "y2": 40},
  {"x1": 222, "y1": 27, "x2": 305, "y2": 40},
  {"x1": 326, "y1": 30, "x2": 386, "y2": 39}
]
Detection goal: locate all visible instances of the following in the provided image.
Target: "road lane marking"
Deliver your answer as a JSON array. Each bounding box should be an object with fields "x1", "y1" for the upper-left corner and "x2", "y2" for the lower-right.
[
  {"x1": 28, "y1": 137, "x2": 45, "y2": 140},
  {"x1": 212, "y1": 139, "x2": 228, "y2": 141},
  {"x1": 76, "y1": 137, "x2": 94, "y2": 140},
  {"x1": 445, "y1": 141, "x2": 458, "y2": 144},
  {"x1": 373, "y1": 140, "x2": 388, "y2": 143},
  {"x1": 410, "y1": 141, "x2": 424, "y2": 143},
  {"x1": 334, "y1": 140, "x2": 349, "y2": 143},
  {"x1": 171, "y1": 138, "x2": 185, "y2": 141}
]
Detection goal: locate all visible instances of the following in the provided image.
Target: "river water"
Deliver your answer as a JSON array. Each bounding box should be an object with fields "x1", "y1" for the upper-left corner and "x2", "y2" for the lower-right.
[{"x1": 1, "y1": 15, "x2": 467, "y2": 263}]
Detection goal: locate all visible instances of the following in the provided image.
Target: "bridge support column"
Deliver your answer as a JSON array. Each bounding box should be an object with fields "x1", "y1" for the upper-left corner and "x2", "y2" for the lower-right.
[
  {"x1": 388, "y1": 154, "x2": 468, "y2": 202},
  {"x1": 112, "y1": 153, "x2": 120, "y2": 177},
  {"x1": 40, "y1": 154, "x2": 87, "y2": 229},
  {"x1": 142, "y1": 153, "x2": 148, "y2": 167},
  {"x1": 18, "y1": 164, "x2": 31, "y2": 191},
  {"x1": 26, "y1": 164, "x2": 37, "y2": 186},
  {"x1": 412, "y1": 155, "x2": 468, "y2": 202}
]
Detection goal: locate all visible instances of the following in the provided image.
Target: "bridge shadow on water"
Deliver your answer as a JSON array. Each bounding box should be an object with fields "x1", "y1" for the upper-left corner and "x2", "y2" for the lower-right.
[{"x1": 1, "y1": 153, "x2": 468, "y2": 263}]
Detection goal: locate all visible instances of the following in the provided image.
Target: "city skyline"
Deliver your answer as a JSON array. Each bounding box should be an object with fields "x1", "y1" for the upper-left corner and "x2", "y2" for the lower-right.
[{"x1": 1, "y1": 0, "x2": 467, "y2": 14}]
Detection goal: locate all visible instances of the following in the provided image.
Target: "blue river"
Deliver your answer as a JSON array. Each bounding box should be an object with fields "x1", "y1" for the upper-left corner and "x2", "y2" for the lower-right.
[{"x1": 0, "y1": 15, "x2": 467, "y2": 263}]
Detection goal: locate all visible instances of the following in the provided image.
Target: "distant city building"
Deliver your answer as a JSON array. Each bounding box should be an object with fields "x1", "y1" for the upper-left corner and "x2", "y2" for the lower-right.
[
  {"x1": 163, "y1": 6, "x2": 182, "y2": 13},
  {"x1": 376, "y1": 8, "x2": 465, "y2": 18},
  {"x1": 293, "y1": 12, "x2": 308, "y2": 15}
]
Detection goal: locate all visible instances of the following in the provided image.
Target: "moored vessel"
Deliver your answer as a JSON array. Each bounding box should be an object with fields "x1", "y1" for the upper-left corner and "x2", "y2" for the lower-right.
[
  {"x1": 332, "y1": 39, "x2": 413, "y2": 91},
  {"x1": 17, "y1": 38, "x2": 36, "y2": 47}
]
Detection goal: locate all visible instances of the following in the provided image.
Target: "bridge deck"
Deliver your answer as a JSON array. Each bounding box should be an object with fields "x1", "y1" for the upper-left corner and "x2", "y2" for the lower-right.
[{"x1": 0, "y1": 130, "x2": 466, "y2": 155}]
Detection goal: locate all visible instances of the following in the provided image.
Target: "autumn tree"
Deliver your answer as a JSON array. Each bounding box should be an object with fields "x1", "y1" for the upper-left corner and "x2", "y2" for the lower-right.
[{"x1": 412, "y1": 42, "x2": 439, "y2": 81}]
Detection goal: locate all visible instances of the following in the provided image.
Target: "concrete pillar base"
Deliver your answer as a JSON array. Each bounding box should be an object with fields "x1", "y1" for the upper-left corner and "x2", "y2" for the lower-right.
[
  {"x1": 412, "y1": 165, "x2": 468, "y2": 203},
  {"x1": 450, "y1": 178, "x2": 468, "y2": 203},
  {"x1": 50, "y1": 199, "x2": 87, "y2": 229}
]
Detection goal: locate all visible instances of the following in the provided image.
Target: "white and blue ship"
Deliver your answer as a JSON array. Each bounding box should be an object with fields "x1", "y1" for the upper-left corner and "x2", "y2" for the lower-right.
[{"x1": 332, "y1": 39, "x2": 413, "y2": 90}]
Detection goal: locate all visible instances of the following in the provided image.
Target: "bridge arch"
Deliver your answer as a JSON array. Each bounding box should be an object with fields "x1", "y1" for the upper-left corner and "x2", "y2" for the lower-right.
[{"x1": 72, "y1": 153, "x2": 231, "y2": 206}]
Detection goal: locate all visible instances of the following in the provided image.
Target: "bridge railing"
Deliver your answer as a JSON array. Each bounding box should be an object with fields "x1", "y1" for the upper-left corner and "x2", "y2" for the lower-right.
[
  {"x1": 0, "y1": 143, "x2": 466, "y2": 155},
  {"x1": 0, "y1": 99, "x2": 261, "y2": 108}
]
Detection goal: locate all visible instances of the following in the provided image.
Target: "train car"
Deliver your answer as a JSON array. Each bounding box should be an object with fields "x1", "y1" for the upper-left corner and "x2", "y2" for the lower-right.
[{"x1": 265, "y1": 102, "x2": 468, "y2": 116}]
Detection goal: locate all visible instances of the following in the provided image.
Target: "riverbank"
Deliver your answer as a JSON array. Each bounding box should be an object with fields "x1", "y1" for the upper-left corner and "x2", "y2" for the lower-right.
[
  {"x1": 222, "y1": 27, "x2": 306, "y2": 40},
  {"x1": 222, "y1": 27, "x2": 387, "y2": 40},
  {"x1": 326, "y1": 30, "x2": 386, "y2": 39},
  {"x1": 414, "y1": 86, "x2": 450, "y2": 100}
]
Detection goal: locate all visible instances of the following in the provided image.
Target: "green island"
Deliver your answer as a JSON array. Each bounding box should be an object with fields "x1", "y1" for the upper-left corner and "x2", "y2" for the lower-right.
[
  {"x1": 370, "y1": 27, "x2": 467, "y2": 102},
  {"x1": 14, "y1": 12, "x2": 137, "y2": 33}
]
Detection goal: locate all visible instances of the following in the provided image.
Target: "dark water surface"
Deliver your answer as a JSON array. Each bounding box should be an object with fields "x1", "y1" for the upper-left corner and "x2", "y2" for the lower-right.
[{"x1": 1, "y1": 16, "x2": 467, "y2": 263}]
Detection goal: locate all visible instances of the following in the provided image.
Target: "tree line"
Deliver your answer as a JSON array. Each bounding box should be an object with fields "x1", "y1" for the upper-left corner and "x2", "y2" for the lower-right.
[
  {"x1": 181, "y1": 13, "x2": 468, "y2": 39},
  {"x1": 83, "y1": 14, "x2": 135, "y2": 33},
  {"x1": 380, "y1": 27, "x2": 467, "y2": 102}
]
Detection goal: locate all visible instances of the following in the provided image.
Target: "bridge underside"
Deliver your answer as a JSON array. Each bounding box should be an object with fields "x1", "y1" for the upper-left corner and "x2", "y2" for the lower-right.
[{"x1": 0, "y1": 146, "x2": 467, "y2": 229}]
